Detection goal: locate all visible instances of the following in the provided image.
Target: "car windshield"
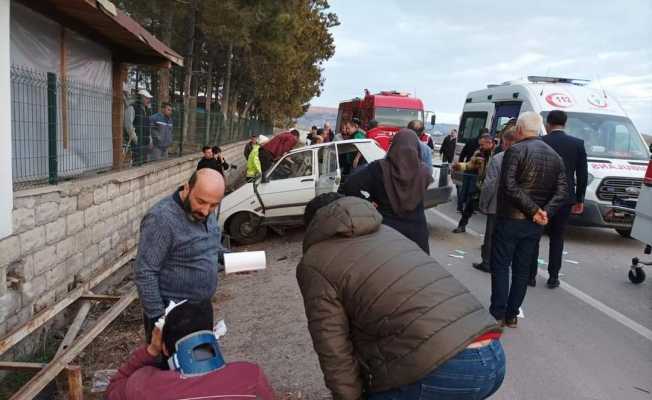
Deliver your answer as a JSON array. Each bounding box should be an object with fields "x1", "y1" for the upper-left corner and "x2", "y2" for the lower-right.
[
  {"x1": 375, "y1": 107, "x2": 424, "y2": 127},
  {"x1": 541, "y1": 112, "x2": 650, "y2": 160}
]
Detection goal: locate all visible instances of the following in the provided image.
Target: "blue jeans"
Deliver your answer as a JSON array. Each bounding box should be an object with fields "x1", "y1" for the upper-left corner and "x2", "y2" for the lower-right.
[
  {"x1": 490, "y1": 217, "x2": 544, "y2": 320},
  {"x1": 368, "y1": 340, "x2": 505, "y2": 400}
]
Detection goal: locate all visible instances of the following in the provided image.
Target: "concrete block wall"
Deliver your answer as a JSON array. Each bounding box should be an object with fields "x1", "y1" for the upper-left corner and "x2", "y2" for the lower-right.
[{"x1": 0, "y1": 141, "x2": 247, "y2": 343}]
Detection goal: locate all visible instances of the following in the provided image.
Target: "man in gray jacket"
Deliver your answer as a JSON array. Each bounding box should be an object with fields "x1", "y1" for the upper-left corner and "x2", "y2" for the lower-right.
[
  {"x1": 473, "y1": 126, "x2": 517, "y2": 273},
  {"x1": 135, "y1": 168, "x2": 226, "y2": 342},
  {"x1": 148, "y1": 102, "x2": 174, "y2": 161}
]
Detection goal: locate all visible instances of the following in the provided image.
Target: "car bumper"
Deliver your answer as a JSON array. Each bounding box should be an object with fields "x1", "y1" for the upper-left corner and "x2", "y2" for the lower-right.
[{"x1": 568, "y1": 199, "x2": 635, "y2": 229}]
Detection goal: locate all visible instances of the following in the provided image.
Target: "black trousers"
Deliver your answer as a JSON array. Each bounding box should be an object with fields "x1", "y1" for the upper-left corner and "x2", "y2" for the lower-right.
[
  {"x1": 481, "y1": 214, "x2": 497, "y2": 266},
  {"x1": 547, "y1": 204, "x2": 572, "y2": 280},
  {"x1": 259, "y1": 148, "x2": 275, "y2": 174}
]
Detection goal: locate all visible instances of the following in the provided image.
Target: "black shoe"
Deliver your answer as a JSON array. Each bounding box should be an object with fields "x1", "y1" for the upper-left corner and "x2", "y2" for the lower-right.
[
  {"x1": 452, "y1": 226, "x2": 466, "y2": 233},
  {"x1": 528, "y1": 277, "x2": 536, "y2": 287},
  {"x1": 547, "y1": 278, "x2": 560, "y2": 289},
  {"x1": 502, "y1": 317, "x2": 518, "y2": 328},
  {"x1": 472, "y1": 262, "x2": 491, "y2": 273}
]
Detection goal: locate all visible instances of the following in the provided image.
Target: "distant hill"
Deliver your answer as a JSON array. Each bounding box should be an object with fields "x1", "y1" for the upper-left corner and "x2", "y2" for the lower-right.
[{"x1": 297, "y1": 106, "x2": 337, "y2": 130}]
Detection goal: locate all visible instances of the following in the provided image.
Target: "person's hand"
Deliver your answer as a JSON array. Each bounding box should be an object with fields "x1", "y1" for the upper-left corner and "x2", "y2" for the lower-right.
[
  {"x1": 129, "y1": 129, "x2": 138, "y2": 144},
  {"x1": 533, "y1": 209, "x2": 549, "y2": 226},
  {"x1": 452, "y1": 162, "x2": 461, "y2": 171},
  {"x1": 571, "y1": 203, "x2": 584, "y2": 214},
  {"x1": 147, "y1": 327, "x2": 163, "y2": 357}
]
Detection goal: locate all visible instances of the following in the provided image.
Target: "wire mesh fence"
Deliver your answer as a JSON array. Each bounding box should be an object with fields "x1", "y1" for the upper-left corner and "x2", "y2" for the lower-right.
[{"x1": 10, "y1": 65, "x2": 272, "y2": 190}]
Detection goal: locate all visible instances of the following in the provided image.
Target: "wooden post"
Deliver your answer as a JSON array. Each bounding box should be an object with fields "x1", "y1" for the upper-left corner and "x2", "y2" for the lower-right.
[
  {"x1": 66, "y1": 365, "x2": 83, "y2": 400},
  {"x1": 112, "y1": 61, "x2": 127, "y2": 170}
]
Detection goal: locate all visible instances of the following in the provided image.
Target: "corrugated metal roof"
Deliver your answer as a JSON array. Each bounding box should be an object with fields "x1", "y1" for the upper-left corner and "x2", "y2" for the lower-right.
[{"x1": 16, "y1": 0, "x2": 183, "y2": 67}]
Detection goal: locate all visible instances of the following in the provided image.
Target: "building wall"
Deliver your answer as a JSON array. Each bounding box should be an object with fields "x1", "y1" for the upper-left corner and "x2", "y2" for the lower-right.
[
  {"x1": 0, "y1": 0, "x2": 12, "y2": 239},
  {"x1": 0, "y1": 141, "x2": 246, "y2": 340}
]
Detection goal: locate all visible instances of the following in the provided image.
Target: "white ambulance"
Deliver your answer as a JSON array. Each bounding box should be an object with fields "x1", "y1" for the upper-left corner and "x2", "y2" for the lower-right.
[{"x1": 455, "y1": 76, "x2": 651, "y2": 237}]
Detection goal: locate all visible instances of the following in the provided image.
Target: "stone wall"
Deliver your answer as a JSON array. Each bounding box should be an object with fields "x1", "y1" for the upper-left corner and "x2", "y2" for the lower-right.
[{"x1": 0, "y1": 141, "x2": 247, "y2": 344}]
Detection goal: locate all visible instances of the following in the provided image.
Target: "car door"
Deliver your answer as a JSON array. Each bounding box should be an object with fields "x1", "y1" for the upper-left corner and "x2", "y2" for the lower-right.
[
  {"x1": 257, "y1": 149, "x2": 317, "y2": 218},
  {"x1": 316, "y1": 144, "x2": 340, "y2": 195}
]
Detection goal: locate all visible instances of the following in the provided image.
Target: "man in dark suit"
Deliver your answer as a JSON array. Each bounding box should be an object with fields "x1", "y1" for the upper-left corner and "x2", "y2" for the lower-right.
[{"x1": 535, "y1": 110, "x2": 588, "y2": 288}]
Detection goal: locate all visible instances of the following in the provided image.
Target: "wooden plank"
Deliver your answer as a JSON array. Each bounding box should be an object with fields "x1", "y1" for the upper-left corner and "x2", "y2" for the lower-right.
[
  {"x1": 66, "y1": 365, "x2": 83, "y2": 400},
  {"x1": 0, "y1": 249, "x2": 136, "y2": 356},
  {"x1": 10, "y1": 288, "x2": 138, "y2": 400},
  {"x1": 0, "y1": 362, "x2": 47, "y2": 372},
  {"x1": 80, "y1": 293, "x2": 122, "y2": 302},
  {"x1": 55, "y1": 301, "x2": 92, "y2": 357}
]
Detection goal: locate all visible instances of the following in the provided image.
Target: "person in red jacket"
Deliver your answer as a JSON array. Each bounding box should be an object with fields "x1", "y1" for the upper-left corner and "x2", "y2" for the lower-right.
[
  {"x1": 106, "y1": 302, "x2": 274, "y2": 400},
  {"x1": 259, "y1": 129, "x2": 300, "y2": 173}
]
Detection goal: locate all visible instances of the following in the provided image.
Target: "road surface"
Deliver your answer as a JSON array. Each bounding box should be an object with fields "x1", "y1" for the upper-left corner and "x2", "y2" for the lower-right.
[{"x1": 426, "y1": 199, "x2": 652, "y2": 400}]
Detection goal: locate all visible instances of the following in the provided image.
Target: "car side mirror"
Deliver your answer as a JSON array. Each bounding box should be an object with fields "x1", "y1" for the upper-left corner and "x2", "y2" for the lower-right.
[{"x1": 430, "y1": 114, "x2": 436, "y2": 126}]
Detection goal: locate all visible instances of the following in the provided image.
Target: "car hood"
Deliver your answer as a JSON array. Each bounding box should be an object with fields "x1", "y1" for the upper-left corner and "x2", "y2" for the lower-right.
[{"x1": 587, "y1": 158, "x2": 647, "y2": 179}]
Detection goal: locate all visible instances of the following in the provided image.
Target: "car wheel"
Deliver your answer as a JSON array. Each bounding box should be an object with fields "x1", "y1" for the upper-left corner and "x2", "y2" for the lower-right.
[
  {"x1": 615, "y1": 228, "x2": 632, "y2": 238},
  {"x1": 229, "y1": 213, "x2": 268, "y2": 245}
]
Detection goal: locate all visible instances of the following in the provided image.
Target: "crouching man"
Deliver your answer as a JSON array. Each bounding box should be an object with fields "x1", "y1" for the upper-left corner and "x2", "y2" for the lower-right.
[
  {"x1": 106, "y1": 302, "x2": 274, "y2": 400},
  {"x1": 297, "y1": 193, "x2": 505, "y2": 400}
]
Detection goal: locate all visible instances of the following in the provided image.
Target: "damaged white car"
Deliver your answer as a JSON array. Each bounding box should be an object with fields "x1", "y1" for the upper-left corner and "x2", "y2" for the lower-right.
[{"x1": 219, "y1": 139, "x2": 452, "y2": 244}]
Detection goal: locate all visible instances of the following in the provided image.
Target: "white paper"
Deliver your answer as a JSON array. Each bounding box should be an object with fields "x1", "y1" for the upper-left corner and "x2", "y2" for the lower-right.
[
  {"x1": 224, "y1": 251, "x2": 267, "y2": 274},
  {"x1": 448, "y1": 254, "x2": 464, "y2": 259},
  {"x1": 565, "y1": 259, "x2": 580, "y2": 265},
  {"x1": 214, "y1": 320, "x2": 227, "y2": 339},
  {"x1": 517, "y1": 307, "x2": 525, "y2": 318}
]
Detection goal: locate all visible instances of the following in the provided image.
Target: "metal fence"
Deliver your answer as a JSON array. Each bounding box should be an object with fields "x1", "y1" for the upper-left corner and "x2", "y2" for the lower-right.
[{"x1": 10, "y1": 65, "x2": 271, "y2": 189}]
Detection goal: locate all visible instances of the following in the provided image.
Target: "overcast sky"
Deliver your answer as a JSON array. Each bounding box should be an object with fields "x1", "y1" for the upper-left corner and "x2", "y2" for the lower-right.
[{"x1": 313, "y1": 0, "x2": 652, "y2": 133}]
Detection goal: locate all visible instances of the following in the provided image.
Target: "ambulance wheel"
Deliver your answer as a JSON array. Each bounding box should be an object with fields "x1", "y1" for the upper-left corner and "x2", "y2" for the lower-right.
[
  {"x1": 628, "y1": 268, "x2": 646, "y2": 284},
  {"x1": 229, "y1": 213, "x2": 267, "y2": 245},
  {"x1": 616, "y1": 228, "x2": 632, "y2": 238}
]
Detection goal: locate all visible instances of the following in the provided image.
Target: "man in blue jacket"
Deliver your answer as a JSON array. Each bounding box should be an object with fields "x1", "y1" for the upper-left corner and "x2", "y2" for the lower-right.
[{"x1": 149, "y1": 102, "x2": 174, "y2": 161}]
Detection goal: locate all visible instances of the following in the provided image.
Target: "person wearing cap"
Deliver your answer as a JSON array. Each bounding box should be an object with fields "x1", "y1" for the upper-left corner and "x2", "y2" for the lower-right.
[
  {"x1": 132, "y1": 89, "x2": 153, "y2": 166},
  {"x1": 106, "y1": 301, "x2": 274, "y2": 400}
]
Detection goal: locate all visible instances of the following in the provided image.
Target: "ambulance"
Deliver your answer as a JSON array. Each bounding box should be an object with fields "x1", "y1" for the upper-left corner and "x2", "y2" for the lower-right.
[{"x1": 456, "y1": 76, "x2": 651, "y2": 237}]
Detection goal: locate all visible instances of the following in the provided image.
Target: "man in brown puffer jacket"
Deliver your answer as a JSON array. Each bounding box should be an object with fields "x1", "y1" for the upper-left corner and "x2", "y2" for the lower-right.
[{"x1": 297, "y1": 194, "x2": 505, "y2": 400}]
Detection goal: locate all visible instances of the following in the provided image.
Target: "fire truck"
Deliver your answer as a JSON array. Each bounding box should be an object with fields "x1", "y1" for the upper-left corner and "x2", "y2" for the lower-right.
[{"x1": 335, "y1": 90, "x2": 436, "y2": 139}]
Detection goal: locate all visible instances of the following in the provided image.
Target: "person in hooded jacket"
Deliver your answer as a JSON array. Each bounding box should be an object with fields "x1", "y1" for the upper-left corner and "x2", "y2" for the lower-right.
[
  {"x1": 340, "y1": 129, "x2": 433, "y2": 253},
  {"x1": 297, "y1": 194, "x2": 505, "y2": 400}
]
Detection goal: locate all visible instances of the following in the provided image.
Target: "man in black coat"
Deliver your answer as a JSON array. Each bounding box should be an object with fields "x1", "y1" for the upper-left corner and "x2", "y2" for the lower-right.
[
  {"x1": 439, "y1": 128, "x2": 457, "y2": 163},
  {"x1": 534, "y1": 110, "x2": 588, "y2": 288},
  {"x1": 490, "y1": 112, "x2": 568, "y2": 328}
]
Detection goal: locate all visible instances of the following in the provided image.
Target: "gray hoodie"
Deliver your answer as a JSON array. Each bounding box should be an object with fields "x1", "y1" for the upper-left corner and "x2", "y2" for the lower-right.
[{"x1": 150, "y1": 112, "x2": 174, "y2": 148}]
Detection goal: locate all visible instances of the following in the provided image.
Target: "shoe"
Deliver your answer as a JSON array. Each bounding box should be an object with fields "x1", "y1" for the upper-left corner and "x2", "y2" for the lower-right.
[
  {"x1": 547, "y1": 278, "x2": 560, "y2": 289},
  {"x1": 472, "y1": 262, "x2": 491, "y2": 273},
  {"x1": 502, "y1": 317, "x2": 518, "y2": 328},
  {"x1": 528, "y1": 277, "x2": 536, "y2": 287},
  {"x1": 452, "y1": 226, "x2": 466, "y2": 233}
]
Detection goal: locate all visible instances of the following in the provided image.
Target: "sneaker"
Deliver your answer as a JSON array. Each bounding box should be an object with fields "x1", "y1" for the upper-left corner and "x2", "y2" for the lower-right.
[
  {"x1": 452, "y1": 226, "x2": 466, "y2": 233},
  {"x1": 547, "y1": 278, "x2": 560, "y2": 289},
  {"x1": 528, "y1": 277, "x2": 536, "y2": 287},
  {"x1": 502, "y1": 317, "x2": 518, "y2": 328},
  {"x1": 472, "y1": 262, "x2": 491, "y2": 273}
]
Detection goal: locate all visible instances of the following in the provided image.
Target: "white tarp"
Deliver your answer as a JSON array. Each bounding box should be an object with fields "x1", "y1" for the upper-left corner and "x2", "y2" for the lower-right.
[{"x1": 10, "y1": 3, "x2": 113, "y2": 183}]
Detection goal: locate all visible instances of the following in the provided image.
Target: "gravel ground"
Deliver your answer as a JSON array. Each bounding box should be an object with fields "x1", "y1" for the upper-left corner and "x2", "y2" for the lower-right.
[{"x1": 73, "y1": 227, "x2": 329, "y2": 399}]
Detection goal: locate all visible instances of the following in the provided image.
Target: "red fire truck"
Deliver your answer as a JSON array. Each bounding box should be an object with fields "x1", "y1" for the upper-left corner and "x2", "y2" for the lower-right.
[{"x1": 335, "y1": 90, "x2": 436, "y2": 149}]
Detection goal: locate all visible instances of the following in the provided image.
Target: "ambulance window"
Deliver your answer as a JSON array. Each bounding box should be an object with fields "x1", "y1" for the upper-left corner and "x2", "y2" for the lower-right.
[{"x1": 459, "y1": 112, "x2": 487, "y2": 143}]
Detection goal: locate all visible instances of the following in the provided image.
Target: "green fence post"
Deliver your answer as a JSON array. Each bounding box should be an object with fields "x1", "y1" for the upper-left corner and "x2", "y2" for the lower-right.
[{"x1": 47, "y1": 72, "x2": 58, "y2": 184}]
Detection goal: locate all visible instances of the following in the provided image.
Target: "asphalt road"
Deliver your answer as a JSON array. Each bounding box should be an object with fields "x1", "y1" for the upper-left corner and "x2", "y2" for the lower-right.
[{"x1": 426, "y1": 199, "x2": 652, "y2": 400}]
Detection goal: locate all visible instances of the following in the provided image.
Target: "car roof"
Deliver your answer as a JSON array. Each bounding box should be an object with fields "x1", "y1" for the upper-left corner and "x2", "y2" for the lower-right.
[{"x1": 288, "y1": 139, "x2": 375, "y2": 154}]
